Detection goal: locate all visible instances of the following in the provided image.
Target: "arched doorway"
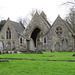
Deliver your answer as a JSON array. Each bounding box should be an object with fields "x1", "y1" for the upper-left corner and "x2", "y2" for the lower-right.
[
  {"x1": 6, "y1": 42, "x2": 11, "y2": 50},
  {"x1": 62, "y1": 38, "x2": 68, "y2": 51},
  {"x1": 54, "y1": 42, "x2": 60, "y2": 51},
  {"x1": 31, "y1": 27, "x2": 42, "y2": 47}
]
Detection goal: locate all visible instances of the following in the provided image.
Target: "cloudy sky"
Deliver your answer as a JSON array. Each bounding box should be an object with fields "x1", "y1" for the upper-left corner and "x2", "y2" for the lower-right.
[{"x1": 0, "y1": 0, "x2": 69, "y2": 24}]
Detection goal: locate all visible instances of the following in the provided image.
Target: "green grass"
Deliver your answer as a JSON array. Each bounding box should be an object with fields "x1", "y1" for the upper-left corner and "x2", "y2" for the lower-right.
[{"x1": 0, "y1": 52, "x2": 75, "y2": 75}]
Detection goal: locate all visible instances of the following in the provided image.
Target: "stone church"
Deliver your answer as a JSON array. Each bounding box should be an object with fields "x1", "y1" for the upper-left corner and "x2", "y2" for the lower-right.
[{"x1": 0, "y1": 11, "x2": 75, "y2": 52}]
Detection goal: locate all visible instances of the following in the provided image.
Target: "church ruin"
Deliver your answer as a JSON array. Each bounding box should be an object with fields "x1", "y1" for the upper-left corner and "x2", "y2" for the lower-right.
[{"x1": 0, "y1": 11, "x2": 75, "y2": 52}]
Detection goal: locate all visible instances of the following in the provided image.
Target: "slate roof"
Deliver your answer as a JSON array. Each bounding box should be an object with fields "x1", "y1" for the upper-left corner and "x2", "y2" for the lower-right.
[
  {"x1": 10, "y1": 20, "x2": 25, "y2": 35},
  {"x1": 7, "y1": 18, "x2": 29, "y2": 39},
  {"x1": 62, "y1": 18, "x2": 75, "y2": 36}
]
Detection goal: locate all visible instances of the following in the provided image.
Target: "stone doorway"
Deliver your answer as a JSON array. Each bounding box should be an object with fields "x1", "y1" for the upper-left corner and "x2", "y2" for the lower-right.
[
  {"x1": 31, "y1": 27, "x2": 42, "y2": 47},
  {"x1": 55, "y1": 43, "x2": 60, "y2": 51},
  {"x1": 6, "y1": 42, "x2": 11, "y2": 50},
  {"x1": 62, "y1": 38, "x2": 68, "y2": 51}
]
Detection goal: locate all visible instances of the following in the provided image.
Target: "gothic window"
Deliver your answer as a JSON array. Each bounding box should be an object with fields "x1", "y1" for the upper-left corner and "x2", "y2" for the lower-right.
[
  {"x1": 6, "y1": 27, "x2": 11, "y2": 39},
  {"x1": 44, "y1": 37, "x2": 47, "y2": 43},
  {"x1": 20, "y1": 38, "x2": 22, "y2": 44},
  {"x1": 55, "y1": 27, "x2": 62, "y2": 35}
]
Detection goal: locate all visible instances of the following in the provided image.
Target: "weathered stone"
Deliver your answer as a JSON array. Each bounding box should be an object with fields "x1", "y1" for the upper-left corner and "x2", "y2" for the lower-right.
[
  {"x1": 43, "y1": 15, "x2": 74, "y2": 52},
  {"x1": 0, "y1": 11, "x2": 75, "y2": 52},
  {"x1": 0, "y1": 41, "x2": 3, "y2": 50},
  {"x1": 37, "y1": 42, "x2": 43, "y2": 51},
  {"x1": 0, "y1": 18, "x2": 26, "y2": 51},
  {"x1": 29, "y1": 38, "x2": 35, "y2": 51}
]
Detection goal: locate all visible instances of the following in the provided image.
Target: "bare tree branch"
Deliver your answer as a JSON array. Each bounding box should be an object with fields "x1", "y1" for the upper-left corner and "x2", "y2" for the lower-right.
[{"x1": 62, "y1": 2, "x2": 75, "y2": 5}]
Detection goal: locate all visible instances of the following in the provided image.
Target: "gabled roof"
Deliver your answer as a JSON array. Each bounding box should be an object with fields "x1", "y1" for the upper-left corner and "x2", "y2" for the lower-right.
[
  {"x1": 44, "y1": 15, "x2": 61, "y2": 35},
  {"x1": 9, "y1": 19, "x2": 29, "y2": 39},
  {"x1": 31, "y1": 11, "x2": 51, "y2": 28},
  {"x1": 10, "y1": 21, "x2": 25, "y2": 35},
  {"x1": 44, "y1": 15, "x2": 75, "y2": 36},
  {"x1": 40, "y1": 11, "x2": 51, "y2": 27},
  {"x1": 55, "y1": 15, "x2": 75, "y2": 36},
  {"x1": 24, "y1": 11, "x2": 51, "y2": 33},
  {"x1": 7, "y1": 18, "x2": 25, "y2": 35},
  {"x1": 63, "y1": 20, "x2": 75, "y2": 36},
  {"x1": 54, "y1": 15, "x2": 75, "y2": 36},
  {"x1": 4, "y1": 18, "x2": 29, "y2": 39}
]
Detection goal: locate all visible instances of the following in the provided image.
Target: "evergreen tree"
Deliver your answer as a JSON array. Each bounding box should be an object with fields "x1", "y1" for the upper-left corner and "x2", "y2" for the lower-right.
[{"x1": 0, "y1": 20, "x2": 6, "y2": 31}]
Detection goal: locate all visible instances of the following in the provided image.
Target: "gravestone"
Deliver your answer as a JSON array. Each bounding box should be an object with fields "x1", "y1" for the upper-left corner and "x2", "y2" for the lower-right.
[
  {"x1": 0, "y1": 41, "x2": 3, "y2": 51},
  {"x1": 36, "y1": 42, "x2": 43, "y2": 54},
  {"x1": 29, "y1": 38, "x2": 35, "y2": 51},
  {"x1": 55, "y1": 43, "x2": 60, "y2": 51},
  {"x1": 37, "y1": 42, "x2": 43, "y2": 51},
  {"x1": 6, "y1": 43, "x2": 11, "y2": 50},
  {"x1": 62, "y1": 39, "x2": 68, "y2": 51}
]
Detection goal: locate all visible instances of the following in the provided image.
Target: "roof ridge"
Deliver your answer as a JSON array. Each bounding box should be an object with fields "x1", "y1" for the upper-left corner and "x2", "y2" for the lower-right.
[
  {"x1": 63, "y1": 20, "x2": 75, "y2": 35},
  {"x1": 40, "y1": 16, "x2": 51, "y2": 28}
]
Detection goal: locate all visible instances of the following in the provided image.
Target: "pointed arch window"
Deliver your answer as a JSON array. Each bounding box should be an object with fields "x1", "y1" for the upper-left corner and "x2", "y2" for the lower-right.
[
  {"x1": 20, "y1": 38, "x2": 22, "y2": 44},
  {"x1": 6, "y1": 27, "x2": 11, "y2": 39},
  {"x1": 44, "y1": 37, "x2": 47, "y2": 44}
]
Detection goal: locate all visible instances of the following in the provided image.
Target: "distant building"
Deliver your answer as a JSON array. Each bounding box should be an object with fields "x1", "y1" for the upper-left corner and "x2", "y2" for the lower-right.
[{"x1": 0, "y1": 11, "x2": 75, "y2": 52}]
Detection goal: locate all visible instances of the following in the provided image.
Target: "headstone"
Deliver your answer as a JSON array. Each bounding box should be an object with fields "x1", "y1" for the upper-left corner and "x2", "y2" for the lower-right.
[
  {"x1": 0, "y1": 41, "x2": 3, "y2": 51},
  {"x1": 55, "y1": 43, "x2": 60, "y2": 51},
  {"x1": 62, "y1": 39, "x2": 68, "y2": 51},
  {"x1": 37, "y1": 42, "x2": 42, "y2": 51},
  {"x1": 29, "y1": 38, "x2": 35, "y2": 51},
  {"x1": 36, "y1": 42, "x2": 43, "y2": 54},
  {"x1": 6, "y1": 43, "x2": 11, "y2": 50},
  {"x1": 8, "y1": 51, "x2": 11, "y2": 54},
  {"x1": 17, "y1": 51, "x2": 22, "y2": 54}
]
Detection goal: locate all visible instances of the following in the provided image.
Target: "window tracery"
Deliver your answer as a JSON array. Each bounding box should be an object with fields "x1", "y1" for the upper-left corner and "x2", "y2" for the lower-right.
[
  {"x1": 6, "y1": 27, "x2": 11, "y2": 39},
  {"x1": 55, "y1": 27, "x2": 62, "y2": 35}
]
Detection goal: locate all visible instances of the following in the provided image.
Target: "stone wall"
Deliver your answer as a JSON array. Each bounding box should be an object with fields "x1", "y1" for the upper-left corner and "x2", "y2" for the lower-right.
[
  {"x1": 23, "y1": 12, "x2": 50, "y2": 39},
  {"x1": 43, "y1": 16, "x2": 73, "y2": 52},
  {"x1": 0, "y1": 20, "x2": 26, "y2": 51}
]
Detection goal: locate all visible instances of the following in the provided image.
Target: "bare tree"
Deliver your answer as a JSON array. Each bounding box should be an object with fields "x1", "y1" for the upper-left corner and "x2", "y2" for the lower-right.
[
  {"x1": 63, "y1": 0, "x2": 75, "y2": 31},
  {"x1": 30, "y1": 9, "x2": 36, "y2": 17},
  {"x1": 30, "y1": 9, "x2": 41, "y2": 17},
  {"x1": 66, "y1": 8, "x2": 75, "y2": 25},
  {"x1": 17, "y1": 9, "x2": 41, "y2": 27},
  {"x1": 18, "y1": 17, "x2": 30, "y2": 27},
  {"x1": 62, "y1": 0, "x2": 75, "y2": 6}
]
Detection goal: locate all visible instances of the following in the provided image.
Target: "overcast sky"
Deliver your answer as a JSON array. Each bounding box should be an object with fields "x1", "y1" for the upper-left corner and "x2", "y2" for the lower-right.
[{"x1": 0, "y1": 0, "x2": 69, "y2": 24}]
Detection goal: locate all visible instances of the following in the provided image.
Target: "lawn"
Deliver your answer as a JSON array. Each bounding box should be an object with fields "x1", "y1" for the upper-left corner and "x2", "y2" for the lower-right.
[{"x1": 0, "y1": 52, "x2": 75, "y2": 75}]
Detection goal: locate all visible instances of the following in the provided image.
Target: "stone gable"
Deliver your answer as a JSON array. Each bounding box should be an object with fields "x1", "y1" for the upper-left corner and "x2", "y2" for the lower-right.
[
  {"x1": 43, "y1": 15, "x2": 74, "y2": 51},
  {"x1": 0, "y1": 12, "x2": 75, "y2": 52},
  {"x1": 23, "y1": 12, "x2": 51, "y2": 39},
  {"x1": 0, "y1": 18, "x2": 26, "y2": 50}
]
